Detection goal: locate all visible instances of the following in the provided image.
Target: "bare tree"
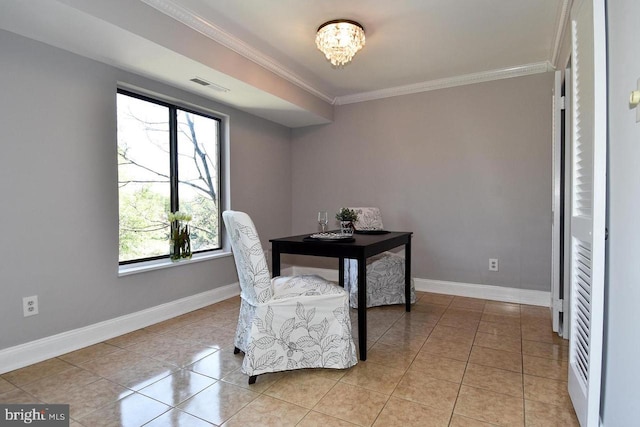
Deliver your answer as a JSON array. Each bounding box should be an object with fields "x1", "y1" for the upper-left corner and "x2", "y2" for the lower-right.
[{"x1": 117, "y1": 101, "x2": 219, "y2": 260}]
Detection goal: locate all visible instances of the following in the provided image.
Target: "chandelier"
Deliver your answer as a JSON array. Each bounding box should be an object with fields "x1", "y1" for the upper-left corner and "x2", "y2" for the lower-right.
[{"x1": 315, "y1": 19, "x2": 366, "y2": 67}]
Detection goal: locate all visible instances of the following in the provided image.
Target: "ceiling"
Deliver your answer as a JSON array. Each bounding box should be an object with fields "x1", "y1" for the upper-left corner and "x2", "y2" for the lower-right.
[{"x1": 0, "y1": 0, "x2": 569, "y2": 127}]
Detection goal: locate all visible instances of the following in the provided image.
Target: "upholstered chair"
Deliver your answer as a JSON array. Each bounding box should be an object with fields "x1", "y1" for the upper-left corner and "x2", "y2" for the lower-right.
[
  {"x1": 344, "y1": 207, "x2": 416, "y2": 308},
  {"x1": 223, "y1": 210, "x2": 357, "y2": 384}
]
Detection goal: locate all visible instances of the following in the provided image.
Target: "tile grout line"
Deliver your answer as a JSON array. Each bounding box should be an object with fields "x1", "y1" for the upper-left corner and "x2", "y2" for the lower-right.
[
  {"x1": 367, "y1": 296, "x2": 434, "y2": 426},
  {"x1": 448, "y1": 300, "x2": 481, "y2": 427}
]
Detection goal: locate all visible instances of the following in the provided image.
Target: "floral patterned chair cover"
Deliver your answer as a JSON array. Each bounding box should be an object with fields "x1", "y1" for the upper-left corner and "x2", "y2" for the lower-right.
[
  {"x1": 223, "y1": 210, "x2": 357, "y2": 383},
  {"x1": 344, "y1": 207, "x2": 416, "y2": 308}
]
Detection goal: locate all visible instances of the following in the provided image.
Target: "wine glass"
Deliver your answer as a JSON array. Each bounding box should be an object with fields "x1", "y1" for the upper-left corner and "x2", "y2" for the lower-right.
[{"x1": 317, "y1": 211, "x2": 328, "y2": 232}]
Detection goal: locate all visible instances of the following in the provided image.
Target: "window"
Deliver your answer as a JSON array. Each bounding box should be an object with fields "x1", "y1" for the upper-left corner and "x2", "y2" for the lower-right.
[{"x1": 117, "y1": 89, "x2": 222, "y2": 264}]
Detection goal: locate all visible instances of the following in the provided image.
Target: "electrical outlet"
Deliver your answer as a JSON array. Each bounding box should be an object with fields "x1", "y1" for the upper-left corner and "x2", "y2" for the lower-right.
[
  {"x1": 23, "y1": 295, "x2": 39, "y2": 317},
  {"x1": 489, "y1": 258, "x2": 499, "y2": 272}
]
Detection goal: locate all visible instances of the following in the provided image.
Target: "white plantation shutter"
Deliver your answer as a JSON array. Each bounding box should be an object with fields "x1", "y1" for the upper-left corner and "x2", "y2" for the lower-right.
[
  {"x1": 568, "y1": 0, "x2": 607, "y2": 425},
  {"x1": 572, "y1": 238, "x2": 593, "y2": 379}
]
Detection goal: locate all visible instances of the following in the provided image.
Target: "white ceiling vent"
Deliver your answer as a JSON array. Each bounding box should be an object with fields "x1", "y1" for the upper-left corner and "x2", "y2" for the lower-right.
[{"x1": 189, "y1": 77, "x2": 230, "y2": 92}]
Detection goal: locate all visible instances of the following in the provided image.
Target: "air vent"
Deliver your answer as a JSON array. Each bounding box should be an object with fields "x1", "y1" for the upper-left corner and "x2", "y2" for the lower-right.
[{"x1": 189, "y1": 77, "x2": 230, "y2": 93}]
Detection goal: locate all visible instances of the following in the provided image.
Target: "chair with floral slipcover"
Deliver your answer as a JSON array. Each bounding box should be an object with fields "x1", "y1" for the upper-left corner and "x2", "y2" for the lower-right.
[
  {"x1": 344, "y1": 207, "x2": 416, "y2": 308},
  {"x1": 223, "y1": 210, "x2": 357, "y2": 384}
]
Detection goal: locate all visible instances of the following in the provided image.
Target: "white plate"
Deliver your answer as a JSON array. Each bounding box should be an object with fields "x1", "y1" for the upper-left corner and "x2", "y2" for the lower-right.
[{"x1": 308, "y1": 232, "x2": 353, "y2": 240}]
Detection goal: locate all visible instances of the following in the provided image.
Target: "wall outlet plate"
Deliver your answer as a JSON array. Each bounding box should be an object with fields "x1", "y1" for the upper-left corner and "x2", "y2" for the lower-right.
[
  {"x1": 23, "y1": 295, "x2": 39, "y2": 317},
  {"x1": 489, "y1": 258, "x2": 499, "y2": 272}
]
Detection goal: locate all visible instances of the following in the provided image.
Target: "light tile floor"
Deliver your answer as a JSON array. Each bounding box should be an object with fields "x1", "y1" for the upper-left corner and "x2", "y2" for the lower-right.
[{"x1": 0, "y1": 292, "x2": 578, "y2": 426}]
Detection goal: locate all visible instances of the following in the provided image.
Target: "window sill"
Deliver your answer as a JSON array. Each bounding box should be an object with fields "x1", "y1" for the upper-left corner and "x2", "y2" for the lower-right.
[{"x1": 118, "y1": 250, "x2": 232, "y2": 277}]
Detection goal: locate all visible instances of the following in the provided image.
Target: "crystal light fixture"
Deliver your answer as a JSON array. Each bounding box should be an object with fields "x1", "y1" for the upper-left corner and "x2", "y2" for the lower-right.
[{"x1": 315, "y1": 19, "x2": 365, "y2": 67}]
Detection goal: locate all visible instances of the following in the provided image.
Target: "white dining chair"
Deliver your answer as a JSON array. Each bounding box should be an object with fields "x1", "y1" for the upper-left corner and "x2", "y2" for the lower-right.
[
  {"x1": 344, "y1": 207, "x2": 416, "y2": 308},
  {"x1": 223, "y1": 210, "x2": 357, "y2": 384}
]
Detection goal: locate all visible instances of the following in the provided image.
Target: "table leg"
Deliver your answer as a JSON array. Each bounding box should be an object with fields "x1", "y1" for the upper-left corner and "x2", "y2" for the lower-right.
[
  {"x1": 272, "y1": 247, "x2": 281, "y2": 278},
  {"x1": 357, "y1": 257, "x2": 367, "y2": 360},
  {"x1": 339, "y1": 257, "x2": 345, "y2": 287},
  {"x1": 405, "y1": 236, "x2": 412, "y2": 312}
]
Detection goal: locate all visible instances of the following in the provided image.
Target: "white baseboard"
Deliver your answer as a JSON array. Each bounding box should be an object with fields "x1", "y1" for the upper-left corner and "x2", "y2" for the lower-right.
[
  {"x1": 1, "y1": 270, "x2": 550, "y2": 374},
  {"x1": 415, "y1": 278, "x2": 550, "y2": 307},
  {"x1": 291, "y1": 266, "x2": 550, "y2": 307},
  {"x1": 0, "y1": 283, "x2": 240, "y2": 374}
]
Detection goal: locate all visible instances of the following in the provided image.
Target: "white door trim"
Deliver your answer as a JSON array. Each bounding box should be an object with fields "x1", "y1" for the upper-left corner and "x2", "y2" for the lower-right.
[{"x1": 552, "y1": 69, "x2": 563, "y2": 334}]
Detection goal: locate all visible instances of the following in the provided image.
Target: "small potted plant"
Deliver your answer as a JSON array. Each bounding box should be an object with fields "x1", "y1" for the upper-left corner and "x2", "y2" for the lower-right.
[{"x1": 335, "y1": 208, "x2": 358, "y2": 236}]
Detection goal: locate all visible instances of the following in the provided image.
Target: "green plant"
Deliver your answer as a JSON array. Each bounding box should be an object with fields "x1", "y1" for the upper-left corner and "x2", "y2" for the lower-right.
[
  {"x1": 335, "y1": 208, "x2": 358, "y2": 222},
  {"x1": 168, "y1": 211, "x2": 192, "y2": 261}
]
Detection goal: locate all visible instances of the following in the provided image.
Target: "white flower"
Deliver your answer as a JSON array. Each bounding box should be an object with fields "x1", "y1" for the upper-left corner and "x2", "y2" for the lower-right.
[{"x1": 168, "y1": 211, "x2": 192, "y2": 222}]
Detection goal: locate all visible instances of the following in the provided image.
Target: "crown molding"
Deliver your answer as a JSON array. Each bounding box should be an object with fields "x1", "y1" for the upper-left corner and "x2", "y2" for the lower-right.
[
  {"x1": 139, "y1": 0, "x2": 334, "y2": 103},
  {"x1": 551, "y1": 0, "x2": 572, "y2": 67},
  {"x1": 139, "y1": 0, "x2": 558, "y2": 109},
  {"x1": 334, "y1": 61, "x2": 555, "y2": 105}
]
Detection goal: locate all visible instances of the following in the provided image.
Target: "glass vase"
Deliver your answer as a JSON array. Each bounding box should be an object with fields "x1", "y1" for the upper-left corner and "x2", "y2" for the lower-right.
[
  {"x1": 340, "y1": 221, "x2": 354, "y2": 236},
  {"x1": 170, "y1": 221, "x2": 192, "y2": 261}
]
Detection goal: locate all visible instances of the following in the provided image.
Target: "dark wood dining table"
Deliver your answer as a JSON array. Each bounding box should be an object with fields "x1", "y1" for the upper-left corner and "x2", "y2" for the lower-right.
[{"x1": 269, "y1": 231, "x2": 413, "y2": 360}]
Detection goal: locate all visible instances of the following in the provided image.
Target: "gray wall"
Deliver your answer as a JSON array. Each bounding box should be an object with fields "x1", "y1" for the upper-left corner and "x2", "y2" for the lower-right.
[
  {"x1": 602, "y1": 0, "x2": 640, "y2": 422},
  {"x1": 0, "y1": 27, "x2": 555, "y2": 353},
  {"x1": 0, "y1": 30, "x2": 292, "y2": 350},
  {"x1": 291, "y1": 73, "x2": 554, "y2": 291}
]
